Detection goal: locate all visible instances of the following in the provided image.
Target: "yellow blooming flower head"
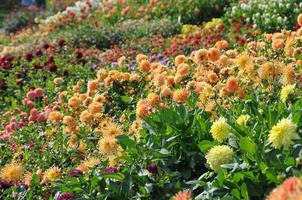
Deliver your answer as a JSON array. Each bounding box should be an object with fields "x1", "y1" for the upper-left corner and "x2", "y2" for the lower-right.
[
  {"x1": 268, "y1": 118, "x2": 299, "y2": 149},
  {"x1": 204, "y1": 18, "x2": 223, "y2": 30},
  {"x1": 210, "y1": 117, "x2": 231, "y2": 143},
  {"x1": 181, "y1": 24, "x2": 200, "y2": 34},
  {"x1": 0, "y1": 162, "x2": 24, "y2": 183},
  {"x1": 98, "y1": 136, "x2": 119, "y2": 154},
  {"x1": 205, "y1": 145, "x2": 234, "y2": 171},
  {"x1": 103, "y1": 122, "x2": 122, "y2": 137},
  {"x1": 236, "y1": 115, "x2": 250, "y2": 126},
  {"x1": 280, "y1": 85, "x2": 295, "y2": 102},
  {"x1": 43, "y1": 166, "x2": 61, "y2": 182},
  {"x1": 82, "y1": 157, "x2": 100, "y2": 168}
]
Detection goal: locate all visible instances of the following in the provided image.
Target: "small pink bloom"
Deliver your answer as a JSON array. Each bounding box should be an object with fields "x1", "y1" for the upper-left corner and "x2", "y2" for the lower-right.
[
  {"x1": 27, "y1": 90, "x2": 37, "y2": 100},
  {"x1": 10, "y1": 122, "x2": 17, "y2": 130},
  {"x1": 30, "y1": 108, "x2": 39, "y2": 117},
  {"x1": 34, "y1": 88, "x2": 44, "y2": 98},
  {"x1": 36, "y1": 113, "x2": 45, "y2": 122},
  {"x1": 21, "y1": 112, "x2": 27, "y2": 118},
  {"x1": 5, "y1": 124, "x2": 13, "y2": 134}
]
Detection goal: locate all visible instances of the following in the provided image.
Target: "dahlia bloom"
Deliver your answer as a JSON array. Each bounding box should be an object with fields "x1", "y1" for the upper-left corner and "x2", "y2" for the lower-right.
[
  {"x1": 210, "y1": 117, "x2": 231, "y2": 143},
  {"x1": 205, "y1": 145, "x2": 234, "y2": 171},
  {"x1": 268, "y1": 118, "x2": 299, "y2": 149},
  {"x1": 280, "y1": 85, "x2": 295, "y2": 102}
]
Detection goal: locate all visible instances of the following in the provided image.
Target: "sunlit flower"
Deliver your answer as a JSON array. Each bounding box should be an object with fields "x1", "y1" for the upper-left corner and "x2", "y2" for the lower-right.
[
  {"x1": 88, "y1": 102, "x2": 102, "y2": 114},
  {"x1": 172, "y1": 88, "x2": 190, "y2": 103},
  {"x1": 43, "y1": 167, "x2": 61, "y2": 182},
  {"x1": 205, "y1": 145, "x2": 233, "y2": 171},
  {"x1": 98, "y1": 136, "x2": 118, "y2": 154},
  {"x1": 0, "y1": 162, "x2": 24, "y2": 183},
  {"x1": 210, "y1": 117, "x2": 231, "y2": 142},
  {"x1": 48, "y1": 111, "x2": 62, "y2": 123},
  {"x1": 194, "y1": 49, "x2": 208, "y2": 64},
  {"x1": 268, "y1": 118, "x2": 299, "y2": 149},
  {"x1": 172, "y1": 190, "x2": 192, "y2": 200},
  {"x1": 103, "y1": 122, "x2": 122, "y2": 137},
  {"x1": 266, "y1": 177, "x2": 302, "y2": 200},
  {"x1": 236, "y1": 115, "x2": 250, "y2": 126},
  {"x1": 175, "y1": 55, "x2": 187, "y2": 66},
  {"x1": 280, "y1": 85, "x2": 295, "y2": 102},
  {"x1": 68, "y1": 96, "x2": 81, "y2": 109}
]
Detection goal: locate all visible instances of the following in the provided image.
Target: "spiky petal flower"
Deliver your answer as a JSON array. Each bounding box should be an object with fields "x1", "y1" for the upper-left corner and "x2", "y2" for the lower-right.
[
  {"x1": 236, "y1": 115, "x2": 250, "y2": 126},
  {"x1": 210, "y1": 117, "x2": 231, "y2": 143},
  {"x1": 268, "y1": 118, "x2": 299, "y2": 149},
  {"x1": 43, "y1": 167, "x2": 61, "y2": 183},
  {"x1": 172, "y1": 190, "x2": 192, "y2": 200},
  {"x1": 0, "y1": 162, "x2": 24, "y2": 183},
  {"x1": 266, "y1": 177, "x2": 302, "y2": 200},
  {"x1": 205, "y1": 145, "x2": 234, "y2": 171},
  {"x1": 280, "y1": 85, "x2": 295, "y2": 102}
]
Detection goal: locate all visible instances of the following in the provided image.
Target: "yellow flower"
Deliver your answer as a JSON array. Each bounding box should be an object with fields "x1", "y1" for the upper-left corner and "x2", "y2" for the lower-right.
[
  {"x1": 82, "y1": 157, "x2": 100, "y2": 168},
  {"x1": 210, "y1": 117, "x2": 231, "y2": 143},
  {"x1": 268, "y1": 118, "x2": 299, "y2": 149},
  {"x1": 43, "y1": 167, "x2": 61, "y2": 182},
  {"x1": 0, "y1": 162, "x2": 24, "y2": 183},
  {"x1": 205, "y1": 145, "x2": 234, "y2": 171},
  {"x1": 204, "y1": 18, "x2": 222, "y2": 29},
  {"x1": 103, "y1": 122, "x2": 122, "y2": 137},
  {"x1": 236, "y1": 115, "x2": 250, "y2": 126},
  {"x1": 280, "y1": 85, "x2": 295, "y2": 102},
  {"x1": 98, "y1": 136, "x2": 118, "y2": 154}
]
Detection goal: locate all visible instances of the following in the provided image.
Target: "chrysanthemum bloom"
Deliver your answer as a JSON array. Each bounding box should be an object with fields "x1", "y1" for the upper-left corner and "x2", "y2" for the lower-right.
[
  {"x1": 98, "y1": 136, "x2": 118, "y2": 154},
  {"x1": 96, "y1": 69, "x2": 108, "y2": 80},
  {"x1": 160, "y1": 86, "x2": 173, "y2": 97},
  {"x1": 136, "y1": 54, "x2": 148, "y2": 63},
  {"x1": 177, "y1": 63, "x2": 190, "y2": 77},
  {"x1": 208, "y1": 48, "x2": 220, "y2": 62},
  {"x1": 175, "y1": 55, "x2": 187, "y2": 66},
  {"x1": 34, "y1": 88, "x2": 44, "y2": 98},
  {"x1": 54, "y1": 77, "x2": 64, "y2": 85},
  {"x1": 280, "y1": 85, "x2": 295, "y2": 103},
  {"x1": 206, "y1": 145, "x2": 233, "y2": 171},
  {"x1": 236, "y1": 115, "x2": 250, "y2": 126},
  {"x1": 0, "y1": 162, "x2": 24, "y2": 183},
  {"x1": 172, "y1": 88, "x2": 190, "y2": 103},
  {"x1": 48, "y1": 111, "x2": 62, "y2": 123},
  {"x1": 63, "y1": 116, "x2": 77, "y2": 128},
  {"x1": 282, "y1": 65, "x2": 296, "y2": 85},
  {"x1": 208, "y1": 72, "x2": 219, "y2": 83},
  {"x1": 268, "y1": 118, "x2": 299, "y2": 149},
  {"x1": 298, "y1": 13, "x2": 302, "y2": 26},
  {"x1": 118, "y1": 56, "x2": 126, "y2": 69},
  {"x1": 88, "y1": 102, "x2": 102, "y2": 114},
  {"x1": 214, "y1": 40, "x2": 229, "y2": 50},
  {"x1": 172, "y1": 190, "x2": 192, "y2": 200},
  {"x1": 147, "y1": 93, "x2": 160, "y2": 105},
  {"x1": 266, "y1": 177, "x2": 302, "y2": 200},
  {"x1": 43, "y1": 167, "x2": 61, "y2": 182},
  {"x1": 236, "y1": 54, "x2": 252, "y2": 69},
  {"x1": 258, "y1": 62, "x2": 281, "y2": 81},
  {"x1": 139, "y1": 60, "x2": 151, "y2": 73},
  {"x1": 80, "y1": 110, "x2": 93, "y2": 123},
  {"x1": 225, "y1": 77, "x2": 239, "y2": 93},
  {"x1": 194, "y1": 49, "x2": 208, "y2": 64},
  {"x1": 88, "y1": 79, "x2": 99, "y2": 92},
  {"x1": 210, "y1": 117, "x2": 231, "y2": 143},
  {"x1": 103, "y1": 122, "x2": 121, "y2": 137},
  {"x1": 27, "y1": 90, "x2": 37, "y2": 100},
  {"x1": 82, "y1": 157, "x2": 100, "y2": 169},
  {"x1": 272, "y1": 39, "x2": 285, "y2": 51},
  {"x1": 68, "y1": 96, "x2": 81, "y2": 109}
]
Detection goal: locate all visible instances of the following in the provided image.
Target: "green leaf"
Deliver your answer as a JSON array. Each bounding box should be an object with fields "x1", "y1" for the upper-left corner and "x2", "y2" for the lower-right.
[
  {"x1": 198, "y1": 140, "x2": 218, "y2": 153},
  {"x1": 116, "y1": 135, "x2": 137, "y2": 154},
  {"x1": 239, "y1": 137, "x2": 256, "y2": 158},
  {"x1": 102, "y1": 173, "x2": 125, "y2": 181}
]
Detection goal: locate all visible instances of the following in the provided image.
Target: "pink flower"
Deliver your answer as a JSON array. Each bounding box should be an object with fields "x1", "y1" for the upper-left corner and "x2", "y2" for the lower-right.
[
  {"x1": 5, "y1": 124, "x2": 13, "y2": 134},
  {"x1": 27, "y1": 90, "x2": 37, "y2": 100},
  {"x1": 34, "y1": 88, "x2": 44, "y2": 98},
  {"x1": 173, "y1": 190, "x2": 192, "y2": 200},
  {"x1": 36, "y1": 113, "x2": 45, "y2": 122}
]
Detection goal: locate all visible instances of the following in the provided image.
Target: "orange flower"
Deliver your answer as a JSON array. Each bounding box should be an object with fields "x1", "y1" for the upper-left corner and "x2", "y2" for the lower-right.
[
  {"x1": 177, "y1": 63, "x2": 190, "y2": 76},
  {"x1": 136, "y1": 54, "x2": 148, "y2": 63},
  {"x1": 194, "y1": 49, "x2": 208, "y2": 64},
  {"x1": 225, "y1": 77, "x2": 239, "y2": 93},
  {"x1": 214, "y1": 40, "x2": 229, "y2": 50},
  {"x1": 68, "y1": 96, "x2": 81, "y2": 109},
  {"x1": 208, "y1": 72, "x2": 219, "y2": 83},
  {"x1": 272, "y1": 39, "x2": 285, "y2": 51},
  {"x1": 139, "y1": 60, "x2": 151, "y2": 73},
  {"x1": 175, "y1": 55, "x2": 187, "y2": 66},
  {"x1": 48, "y1": 111, "x2": 62, "y2": 123},
  {"x1": 208, "y1": 48, "x2": 220, "y2": 62},
  {"x1": 88, "y1": 102, "x2": 102, "y2": 114},
  {"x1": 172, "y1": 88, "x2": 190, "y2": 103},
  {"x1": 88, "y1": 80, "x2": 99, "y2": 91},
  {"x1": 172, "y1": 190, "x2": 192, "y2": 200}
]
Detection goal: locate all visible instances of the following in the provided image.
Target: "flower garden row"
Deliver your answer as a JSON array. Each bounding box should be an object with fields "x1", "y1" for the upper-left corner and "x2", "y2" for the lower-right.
[{"x1": 1, "y1": 0, "x2": 302, "y2": 199}]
